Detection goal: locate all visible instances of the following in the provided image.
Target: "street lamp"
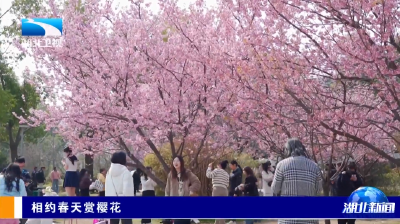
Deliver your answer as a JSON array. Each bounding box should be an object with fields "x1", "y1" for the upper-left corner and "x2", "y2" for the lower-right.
[{"x1": 19, "y1": 123, "x2": 30, "y2": 155}]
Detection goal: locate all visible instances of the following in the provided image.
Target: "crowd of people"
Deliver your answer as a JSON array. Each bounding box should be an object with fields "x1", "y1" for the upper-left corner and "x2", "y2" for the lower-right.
[{"x1": 0, "y1": 138, "x2": 364, "y2": 224}]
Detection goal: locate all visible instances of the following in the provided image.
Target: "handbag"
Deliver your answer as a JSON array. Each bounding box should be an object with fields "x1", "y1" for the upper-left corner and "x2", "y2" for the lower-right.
[{"x1": 93, "y1": 180, "x2": 104, "y2": 191}]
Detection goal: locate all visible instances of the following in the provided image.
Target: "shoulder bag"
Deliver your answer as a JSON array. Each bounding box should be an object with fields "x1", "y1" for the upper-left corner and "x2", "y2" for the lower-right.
[{"x1": 110, "y1": 176, "x2": 119, "y2": 196}]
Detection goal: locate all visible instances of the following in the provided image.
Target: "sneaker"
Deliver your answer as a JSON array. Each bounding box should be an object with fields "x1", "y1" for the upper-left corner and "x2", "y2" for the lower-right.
[{"x1": 227, "y1": 221, "x2": 236, "y2": 224}]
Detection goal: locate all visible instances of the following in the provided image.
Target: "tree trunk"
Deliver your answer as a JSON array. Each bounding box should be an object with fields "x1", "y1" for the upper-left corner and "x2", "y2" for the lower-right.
[
  {"x1": 7, "y1": 121, "x2": 22, "y2": 163},
  {"x1": 322, "y1": 180, "x2": 331, "y2": 224},
  {"x1": 191, "y1": 157, "x2": 212, "y2": 196},
  {"x1": 85, "y1": 154, "x2": 94, "y2": 178},
  {"x1": 119, "y1": 138, "x2": 166, "y2": 188},
  {"x1": 10, "y1": 144, "x2": 18, "y2": 163}
]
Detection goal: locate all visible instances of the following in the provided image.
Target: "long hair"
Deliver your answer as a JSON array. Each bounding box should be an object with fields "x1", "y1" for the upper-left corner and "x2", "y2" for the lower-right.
[
  {"x1": 230, "y1": 160, "x2": 242, "y2": 171},
  {"x1": 243, "y1": 166, "x2": 254, "y2": 177},
  {"x1": 64, "y1": 147, "x2": 78, "y2": 165},
  {"x1": 262, "y1": 161, "x2": 272, "y2": 174},
  {"x1": 141, "y1": 167, "x2": 152, "y2": 181},
  {"x1": 170, "y1": 156, "x2": 187, "y2": 181},
  {"x1": 285, "y1": 138, "x2": 310, "y2": 158},
  {"x1": 4, "y1": 164, "x2": 22, "y2": 192}
]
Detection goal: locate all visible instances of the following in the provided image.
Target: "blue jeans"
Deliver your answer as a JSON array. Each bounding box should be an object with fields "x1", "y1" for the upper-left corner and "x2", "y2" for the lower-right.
[
  {"x1": 52, "y1": 179, "x2": 59, "y2": 193},
  {"x1": 245, "y1": 220, "x2": 254, "y2": 224}
]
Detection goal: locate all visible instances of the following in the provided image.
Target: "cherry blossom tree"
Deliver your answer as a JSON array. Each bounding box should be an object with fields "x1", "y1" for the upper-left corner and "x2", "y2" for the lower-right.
[
  {"x1": 215, "y1": 0, "x2": 400, "y2": 165},
  {"x1": 17, "y1": 0, "x2": 400, "y2": 193},
  {"x1": 18, "y1": 0, "x2": 242, "y2": 187}
]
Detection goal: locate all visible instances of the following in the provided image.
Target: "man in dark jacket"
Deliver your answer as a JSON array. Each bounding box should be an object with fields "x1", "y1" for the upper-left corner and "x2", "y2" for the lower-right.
[
  {"x1": 31, "y1": 167, "x2": 38, "y2": 184},
  {"x1": 227, "y1": 160, "x2": 243, "y2": 224},
  {"x1": 337, "y1": 162, "x2": 363, "y2": 224},
  {"x1": 36, "y1": 167, "x2": 46, "y2": 188},
  {"x1": 132, "y1": 169, "x2": 141, "y2": 196},
  {"x1": 229, "y1": 160, "x2": 243, "y2": 195}
]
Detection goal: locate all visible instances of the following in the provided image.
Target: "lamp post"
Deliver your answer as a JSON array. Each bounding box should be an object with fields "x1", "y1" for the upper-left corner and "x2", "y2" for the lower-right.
[{"x1": 19, "y1": 123, "x2": 30, "y2": 155}]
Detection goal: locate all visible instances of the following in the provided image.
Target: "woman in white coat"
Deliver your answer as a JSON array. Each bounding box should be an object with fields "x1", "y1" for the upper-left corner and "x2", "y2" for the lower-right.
[
  {"x1": 261, "y1": 161, "x2": 274, "y2": 196},
  {"x1": 106, "y1": 151, "x2": 134, "y2": 224}
]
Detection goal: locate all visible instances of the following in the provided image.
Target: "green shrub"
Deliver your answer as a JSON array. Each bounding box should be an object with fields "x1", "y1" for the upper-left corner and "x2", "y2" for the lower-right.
[
  {"x1": 376, "y1": 168, "x2": 400, "y2": 196},
  {"x1": 0, "y1": 150, "x2": 9, "y2": 169}
]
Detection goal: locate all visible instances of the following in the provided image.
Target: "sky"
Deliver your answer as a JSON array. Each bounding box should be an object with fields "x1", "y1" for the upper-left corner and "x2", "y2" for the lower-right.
[{"x1": 0, "y1": 0, "x2": 217, "y2": 82}]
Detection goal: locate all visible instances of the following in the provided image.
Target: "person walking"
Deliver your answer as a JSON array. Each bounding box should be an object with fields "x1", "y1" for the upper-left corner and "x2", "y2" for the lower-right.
[
  {"x1": 336, "y1": 162, "x2": 363, "y2": 224},
  {"x1": 79, "y1": 169, "x2": 91, "y2": 197},
  {"x1": 132, "y1": 169, "x2": 141, "y2": 196},
  {"x1": 206, "y1": 160, "x2": 230, "y2": 224},
  {"x1": 165, "y1": 156, "x2": 201, "y2": 224},
  {"x1": 227, "y1": 160, "x2": 242, "y2": 224},
  {"x1": 36, "y1": 167, "x2": 46, "y2": 189},
  {"x1": 234, "y1": 166, "x2": 259, "y2": 224},
  {"x1": 105, "y1": 151, "x2": 134, "y2": 224},
  {"x1": 261, "y1": 161, "x2": 274, "y2": 196},
  {"x1": 271, "y1": 138, "x2": 322, "y2": 224},
  {"x1": 97, "y1": 168, "x2": 107, "y2": 196},
  {"x1": 141, "y1": 167, "x2": 157, "y2": 224},
  {"x1": 50, "y1": 167, "x2": 61, "y2": 193},
  {"x1": 62, "y1": 147, "x2": 79, "y2": 196},
  {"x1": 0, "y1": 164, "x2": 27, "y2": 224}
]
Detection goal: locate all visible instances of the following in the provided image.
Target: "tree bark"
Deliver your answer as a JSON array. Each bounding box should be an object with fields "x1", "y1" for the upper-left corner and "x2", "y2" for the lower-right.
[
  {"x1": 132, "y1": 119, "x2": 170, "y2": 173},
  {"x1": 10, "y1": 144, "x2": 18, "y2": 163},
  {"x1": 119, "y1": 137, "x2": 166, "y2": 188},
  {"x1": 85, "y1": 154, "x2": 94, "y2": 178},
  {"x1": 322, "y1": 180, "x2": 331, "y2": 224},
  {"x1": 7, "y1": 121, "x2": 22, "y2": 162}
]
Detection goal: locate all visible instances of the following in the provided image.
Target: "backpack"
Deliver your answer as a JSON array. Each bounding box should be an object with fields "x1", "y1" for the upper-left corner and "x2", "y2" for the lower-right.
[{"x1": 93, "y1": 179, "x2": 104, "y2": 191}]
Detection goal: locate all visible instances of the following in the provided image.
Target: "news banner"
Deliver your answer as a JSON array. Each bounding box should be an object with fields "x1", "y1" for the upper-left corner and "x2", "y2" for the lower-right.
[{"x1": 0, "y1": 187, "x2": 399, "y2": 219}]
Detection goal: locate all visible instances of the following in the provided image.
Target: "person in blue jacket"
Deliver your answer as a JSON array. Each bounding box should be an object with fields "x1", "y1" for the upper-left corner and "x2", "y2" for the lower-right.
[{"x1": 0, "y1": 163, "x2": 27, "y2": 196}]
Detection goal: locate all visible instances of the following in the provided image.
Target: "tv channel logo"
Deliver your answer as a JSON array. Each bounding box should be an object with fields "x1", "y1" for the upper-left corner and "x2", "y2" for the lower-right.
[
  {"x1": 21, "y1": 18, "x2": 62, "y2": 37},
  {"x1": 343, "y1": 186, "x2": 395, "y2": 216}
]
